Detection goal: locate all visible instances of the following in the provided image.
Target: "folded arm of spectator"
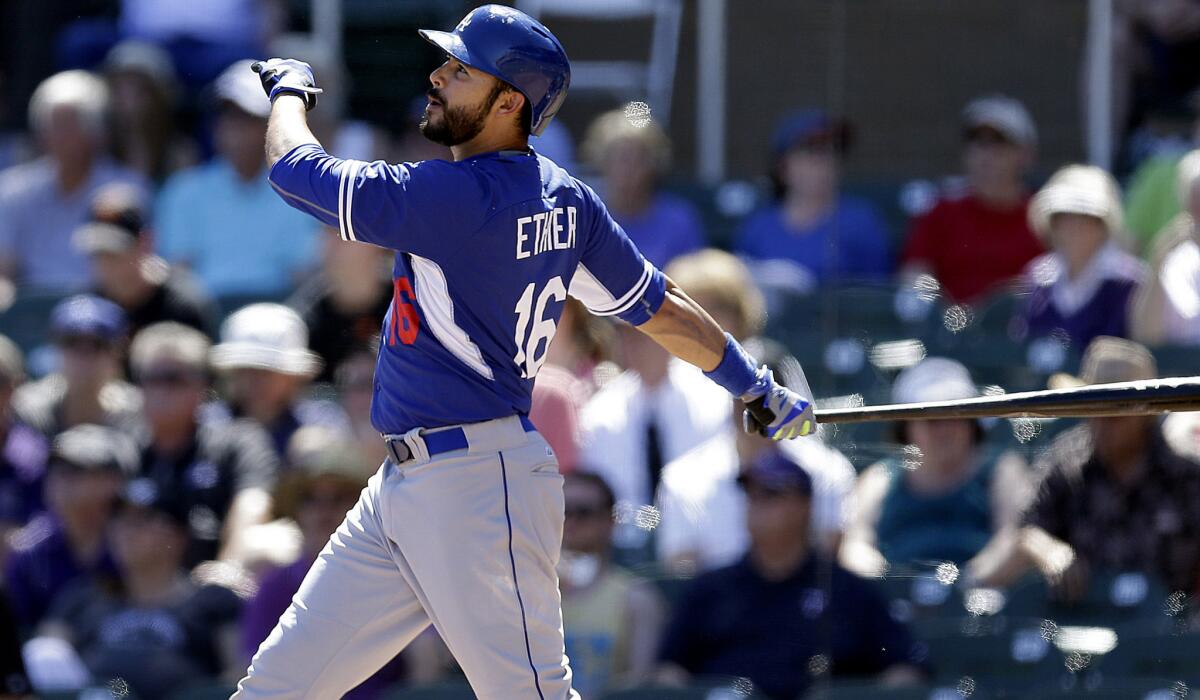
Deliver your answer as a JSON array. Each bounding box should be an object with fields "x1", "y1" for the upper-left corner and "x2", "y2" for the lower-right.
[
  {"x1": 837, "y1": 462, "x2": 891, "y2": 578},
  {"x1": 217, "y1": 487, "x2": 274, "y2": 566},
  {"x1": 1018, "y1": 525, "x2": 1089, "y2": 602}
]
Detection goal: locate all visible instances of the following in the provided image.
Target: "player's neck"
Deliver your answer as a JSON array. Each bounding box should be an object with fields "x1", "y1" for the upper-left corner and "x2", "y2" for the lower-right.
[{"x1": 450, "y1": 128, "x2": 529, "y2": 162}]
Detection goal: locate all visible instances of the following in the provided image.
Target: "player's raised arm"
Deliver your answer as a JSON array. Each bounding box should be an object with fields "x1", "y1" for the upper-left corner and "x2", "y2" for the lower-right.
[
  {"x1": 638, "y1": 277, "x2": 817, "y2": 440},
  {"x1": 252, "y1": 59, "x2": 324, "y2": 165}
]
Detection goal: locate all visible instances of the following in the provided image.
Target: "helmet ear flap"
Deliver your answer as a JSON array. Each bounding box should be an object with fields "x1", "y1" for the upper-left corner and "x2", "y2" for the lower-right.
[{"x1": 531, "y1": 86, "x2": 568, "y2": 137}]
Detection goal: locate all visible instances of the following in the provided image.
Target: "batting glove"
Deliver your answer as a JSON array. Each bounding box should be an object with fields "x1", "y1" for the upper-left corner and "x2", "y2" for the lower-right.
[
  {"x1": 251, "y1": 58, "x2": 323, "y2": 110},
  {"x1": 742, "y1": 367, "x2": 816, "y2": 440}
]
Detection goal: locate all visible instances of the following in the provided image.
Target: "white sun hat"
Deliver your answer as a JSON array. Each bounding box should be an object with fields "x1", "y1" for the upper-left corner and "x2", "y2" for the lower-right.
[
  {"x1": 1029, "y1": 164, "x2": 1124, "y2": 242},
  {"x1": 210, "y1": 303, "x2": 322, "y2": 377},
  {"x1": 892, "y1": 356, "x2": 979, "y2": 405}
]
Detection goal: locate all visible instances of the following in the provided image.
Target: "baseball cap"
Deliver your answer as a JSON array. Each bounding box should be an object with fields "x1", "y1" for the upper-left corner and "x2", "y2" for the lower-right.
[
  {"x1": 116, "y1": 477, "x2": 190, "y2": 528},
  {"x1": 737, "y1": 449, "x2": 813, "y2": 495},
  {"x1": 210, "y1": 303, "x2": 322, "y2": 376},
  {"x1": 1028, "y1": 164, "x2": 1124, "y2": 239},
  {"x1": 104, "y1": 40, "x2": 176, "y2": 89},
  {"x1": 49, "y1": 295, "x2": 127, "y2": 343},
  {"x1": 72, "y1": 183, "x2": 149, "y2": 255},
  {"x1": 893, "y1": 357, "x2": 979, "y2": 405},
  {"x1": 772, "y1": 109, "x2": 851, "y2": 158},
  {"x1": 963, "y1": 95, "x2": 1037, "y2": 147},
  {"x1": 214, "y1": 59, "x2": 271, "y2": 118},
  {"x1": 1049, "y1": 336, "x2": 1157, "y2": 389},
  {"x1": 49, "y1": 424, "x2": 139, "y2": 477}
]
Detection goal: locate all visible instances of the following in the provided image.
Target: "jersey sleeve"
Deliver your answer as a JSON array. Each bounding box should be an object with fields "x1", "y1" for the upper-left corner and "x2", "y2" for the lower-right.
[
  {"x1": 267, "y1": 143, "x2": 482, "y2": 257},
  {"x1": 568, "y1": 183, "x2": 667, "y2": 326}
]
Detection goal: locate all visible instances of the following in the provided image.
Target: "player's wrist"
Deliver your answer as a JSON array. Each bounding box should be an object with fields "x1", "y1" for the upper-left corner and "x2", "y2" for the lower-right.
[{"x1": 703, "y1": 333, "x2": 766, "y2": 399}]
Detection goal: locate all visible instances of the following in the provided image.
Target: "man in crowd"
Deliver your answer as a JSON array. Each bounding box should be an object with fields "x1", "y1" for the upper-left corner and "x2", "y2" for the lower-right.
[
  {"x1": 38, "y1": 478, "x2": 242, "y2": 698},
  {"x1": 210, "y1": 303, "x2": 349, "y2": 459},
  {"x1": 0, "y1": 334, "x2": 49, "y2": 560},
  {"x1": 131, "y1": 321, "x2": 279, "y2": 567},
  {"x1": 0, "y1": 70, "x2": 145, "y2": 291},
  {"x1": 655, "y1": 451, "x2": 926, "y2": 699},
  {"x1": 13, "y1": 295, "x2": 142, "y2": 439},
  {"x1": 900, "y1": 95, "x2": 1044, "y2": 304},
  {"x1": 560, "y1": 471, "x2": 663, "y2": 696},
  {"x1": 74, "y1": 183, "x2": 217, "y2": 339},
  {"x1": 1008, "y1": 336, "x2": 1200, "y2": 597},
  {"x1": 155, "y1": 60, "x2": 320, "y2": 298},
  {"x1": 4, "y1": 424, "x2": 137, "y2": 632},
  {"x1": 656, "y1": 338, "x2": 855, "y2": 575}
]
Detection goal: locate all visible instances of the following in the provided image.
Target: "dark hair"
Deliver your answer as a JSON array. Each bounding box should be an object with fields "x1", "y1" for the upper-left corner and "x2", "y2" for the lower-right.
[{"x1": 565, "y1": 470, "x2": 616, "y2": 510}]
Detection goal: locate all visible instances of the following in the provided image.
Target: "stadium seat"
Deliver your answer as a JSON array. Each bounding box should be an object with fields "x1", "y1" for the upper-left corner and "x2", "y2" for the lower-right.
[
  {"x1": 1086, "y1": 626, "x2": 1200, "y2": 685},
  {"x1": 0, "y1": 290, "x2": 65, "y2": 352},
  {"x1": 806, "y1": 681, "x2": 991, "y2": 700},
  {"x1": 602, "y1": 682, "x2": 769, "y2": 700},
  {"x1": 919, "y1": 619, "x2": 1063, "y2": 694},
  {"x1": 1045, "y1": 571, "x2": 1173, "y2": 627},
  {"x1": 1033, "y1": 677, "x2": 1189, "y2": 699}
]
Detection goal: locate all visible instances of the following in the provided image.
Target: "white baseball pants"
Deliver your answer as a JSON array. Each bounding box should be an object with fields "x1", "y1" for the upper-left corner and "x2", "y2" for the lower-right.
[{"x1": 231, "y1": 415, "x2": 579, "y2": 699}]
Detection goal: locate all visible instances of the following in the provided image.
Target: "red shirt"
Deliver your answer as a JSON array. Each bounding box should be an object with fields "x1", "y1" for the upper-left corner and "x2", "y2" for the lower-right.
[{"x1": 901, "y1": 193, "x2": 1044, "y2": 304}]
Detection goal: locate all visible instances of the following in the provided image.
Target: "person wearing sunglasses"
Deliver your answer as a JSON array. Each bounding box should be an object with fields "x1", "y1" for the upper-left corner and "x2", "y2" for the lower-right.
[
  {"x1": 656, "y1": 450, "x2": 926, "y2": 699},
  {"x1": 559, "y1": 471, "x2": 663, "y2": 696},
  {"x1": 12, "y1": 295, "x2": 141, "y2": 441},
  {"x1": 129, "y1": 322, "x2": 278, "y2": 568}
]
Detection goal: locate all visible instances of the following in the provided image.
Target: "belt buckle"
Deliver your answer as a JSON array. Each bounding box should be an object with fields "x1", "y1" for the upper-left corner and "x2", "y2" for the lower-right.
[{"x1": 385, "y1": 437, "x2": 413, "y2": 465}]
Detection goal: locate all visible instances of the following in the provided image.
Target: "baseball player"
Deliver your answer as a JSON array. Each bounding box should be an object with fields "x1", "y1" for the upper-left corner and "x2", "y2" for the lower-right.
[{"x1": 233, "y1": 5, "x2": 815, "y2": 699}]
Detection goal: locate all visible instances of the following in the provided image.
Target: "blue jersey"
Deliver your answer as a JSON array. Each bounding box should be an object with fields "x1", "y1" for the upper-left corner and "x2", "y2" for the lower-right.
[{"x1": 269, "y1": 144, "x2": 667, "y2": 434}]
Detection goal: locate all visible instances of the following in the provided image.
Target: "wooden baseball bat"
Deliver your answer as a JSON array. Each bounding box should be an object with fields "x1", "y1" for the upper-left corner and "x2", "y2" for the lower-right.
[{"x1": 814, "y1": 376, "x2": 1200, "y2": 424}]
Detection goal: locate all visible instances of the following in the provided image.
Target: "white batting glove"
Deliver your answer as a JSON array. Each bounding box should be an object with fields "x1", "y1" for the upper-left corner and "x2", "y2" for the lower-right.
[{"x1": 251, "y1": 58, "x2": 323, "y2": 110}]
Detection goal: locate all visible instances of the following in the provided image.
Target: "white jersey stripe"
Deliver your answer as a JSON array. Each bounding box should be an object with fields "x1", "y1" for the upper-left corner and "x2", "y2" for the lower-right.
[
  {"x1": 410, "y1": 253, "x2": 496, "y2": 381},
  {"x1": 343, "y1": 160, "x2": 363, "y2": 242},
  {"x1": 569, "y1": 259, "x2": 653, "y2": 317},
  {"x1": 336, "y1": 163, "x2": 350, "y2": 241}
]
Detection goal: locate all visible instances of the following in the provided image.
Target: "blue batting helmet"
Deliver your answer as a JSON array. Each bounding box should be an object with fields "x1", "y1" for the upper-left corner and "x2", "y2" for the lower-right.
[{"x1": 419, "y1": 5, "x2": 571, "y2": 137}]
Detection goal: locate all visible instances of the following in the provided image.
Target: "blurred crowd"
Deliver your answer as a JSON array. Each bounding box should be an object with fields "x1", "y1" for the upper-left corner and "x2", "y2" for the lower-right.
[{"x1": 4, "y1": 2, "x2": 1200, "y2": 700}]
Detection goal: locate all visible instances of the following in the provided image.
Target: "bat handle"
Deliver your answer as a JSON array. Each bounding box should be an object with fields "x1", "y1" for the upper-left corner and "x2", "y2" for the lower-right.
[{"x1": 743, "y1": 396, "x2": 774, "y2": 435}]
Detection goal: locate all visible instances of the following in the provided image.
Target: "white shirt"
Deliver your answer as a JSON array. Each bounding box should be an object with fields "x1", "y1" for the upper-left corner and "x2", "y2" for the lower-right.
[
  {"x1": 578, "y1": 359, "x2": 733, "y2": 547},
  {"x1": 1158, "y1": 238, "x2": 1200, "y2": 343},
  {"x1": 655, "y1": 433, "x2": 857, "y2": 572}
]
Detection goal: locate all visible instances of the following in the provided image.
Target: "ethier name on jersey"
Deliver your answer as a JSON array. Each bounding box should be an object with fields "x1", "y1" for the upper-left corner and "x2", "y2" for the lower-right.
[{"x1": 516, "y1": 206, "x2": 577, "y2": 259}]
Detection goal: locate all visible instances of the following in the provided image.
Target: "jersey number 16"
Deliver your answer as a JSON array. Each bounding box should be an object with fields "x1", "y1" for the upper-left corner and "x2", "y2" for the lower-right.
[{"x1": 513, "y1": 276, "x2": 566, "y2": 379}]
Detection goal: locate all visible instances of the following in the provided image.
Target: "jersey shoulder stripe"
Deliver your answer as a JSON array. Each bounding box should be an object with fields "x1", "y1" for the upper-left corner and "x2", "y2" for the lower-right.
[{"x1": 569, "y1": 259, "x2": 654, "y2": 317}]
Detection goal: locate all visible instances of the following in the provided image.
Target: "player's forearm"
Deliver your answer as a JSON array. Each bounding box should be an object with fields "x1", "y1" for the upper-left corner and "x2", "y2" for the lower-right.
[
  {"x1": 265, "y1": 94, "x2": 321, "y2": 167},
  {"x1": 637, "y1": 280, "x2": 727, "y2": 372}
]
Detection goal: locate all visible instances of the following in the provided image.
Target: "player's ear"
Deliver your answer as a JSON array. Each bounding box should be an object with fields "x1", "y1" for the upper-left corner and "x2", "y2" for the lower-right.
[{"x1": 495, "y1": 88, "x2": 525, "y2": 119}]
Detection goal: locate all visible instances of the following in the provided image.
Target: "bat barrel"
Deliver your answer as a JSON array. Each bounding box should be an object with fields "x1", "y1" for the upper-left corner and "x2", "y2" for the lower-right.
[{"x1": 813, "y1": 377, "x2": 1200, "y2": 424}]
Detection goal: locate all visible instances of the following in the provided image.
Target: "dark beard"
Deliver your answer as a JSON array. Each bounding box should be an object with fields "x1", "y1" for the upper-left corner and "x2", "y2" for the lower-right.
[{"x1": 419, "y1": 84, "x2": 503, "y2": 147}]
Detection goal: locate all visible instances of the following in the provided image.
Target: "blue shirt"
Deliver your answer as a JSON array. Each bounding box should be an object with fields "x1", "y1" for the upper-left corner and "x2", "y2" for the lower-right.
[
  {"x1": 4, "y1": 515, "x2": 119, "y2": 630},
  {"x1": 269, "y1": 145, "x2": 666, "y2": 434},
  {"x1": 734, "y1": 196, "x2": 892, "y2": 283},
  {"x1": 611, "y1": 193, "x2": 705, "y2": 270},
  {"x1": 156, "y1": 159, "x2": 321, "y2": 296}
]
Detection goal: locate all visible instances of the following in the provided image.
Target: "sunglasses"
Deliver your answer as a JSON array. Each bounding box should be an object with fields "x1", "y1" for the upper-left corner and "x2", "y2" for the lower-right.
[
  {"x1": 59, "y1": 336, "x2": 113, "y2": 353},
  {"x1": 139, "y1": 369, "x2": 205, "y2": 387},
  {"x1": 565, "y1": 503, "x2": 610, "y2": 520}
]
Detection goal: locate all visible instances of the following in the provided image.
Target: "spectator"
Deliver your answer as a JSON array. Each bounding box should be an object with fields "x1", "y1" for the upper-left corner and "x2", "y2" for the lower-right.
[
  {"x1": 12, "y1": 295, "x2": 142, "y2": 439},
  {"x1": 103, "y1": 40, "x2": 197, "y2": 184},
  {"x1": 560, "y1": 472, "x2": 662, "y2": 695},
  {"x1": 581, "y1": 105, "x2": 704, "y2": 269},
  {"x1": 4, "y1": 424, "x2": 137, "y2": 632},
  {"x1": 656, "y1": 452, "x2": 926, "y2": 699},
  {"x1": 74, "y1": 183, "x2": 218, "y2": 339},
  {"x1": 0, "y1": 335, "x2": 50, "y2": 556},
  {"x1": 241, "y1": 426, "x2": 405, "y2": 698},
  {"x1": 656, "y1": 337, "x2": 855, "y2": 575},
  {"x1": 1006, "y1": 337, "x2": 1200, "y2": 597},
  {"x1": 839, "y1": 358, "x2": 1033, "y2": 586},
  {"x1": 155, "y1": 60, "x2": 320, "y2": 298},
  {"x1": 578, "y1": 318, "x2": 731, "y2": 556},
  {"x1": 665, "y1": 249, "x2": 765, "y2": 341},
  {"x1": 1014, "y1": 165, "x2": 1145, "y2": 350},
  {"x1": 1131, "y1": 148, "x2": 1200, "y2": 344},
  {"x1": 542, "y1": 298, "x2": 618, "y2": 393},
  {"x1": 900, "y1": 95, "x2": 1043, "y2": 304},
  {"x1": 735, "y1": 110, "x2": 891, "y2": 289},
  {"x1": 288, "y1": 236, "x2": 392, "y2": 383},
  {"x1": 131, "y1": 322, "x2": 278, "y2": 567},
  {"x1": 39, "y1": 477, "x2": 241, "y2": 699},
  {"x1": 0, "y1": 70, "x2": 145, "y2": 291},
  {"x1": 335, "y1": 349, "x2": 388, "y2": 468},
  {"x1": 1122, "y1": 93, "x2": 1200, "y2": 253},
  {"x1": 210, "y1": 303, "x2": 350, "y2": 459},
  {"x1": 0, "y1": 592, "x2": 31, "y2": 700}
]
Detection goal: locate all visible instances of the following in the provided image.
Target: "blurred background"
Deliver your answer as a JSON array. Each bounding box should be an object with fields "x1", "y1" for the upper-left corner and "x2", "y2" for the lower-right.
[{"x1": 2, "y1": 1, "x2": 1200, "y2": 699}]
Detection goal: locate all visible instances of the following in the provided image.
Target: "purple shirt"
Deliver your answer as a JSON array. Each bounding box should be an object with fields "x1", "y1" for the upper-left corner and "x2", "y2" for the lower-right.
[
  {"x1": 4, "y1": 515, "x2": 118, "y2": 630},
  {"x1": 242, "y1": 557, "x2": 406, "y2": 698},
  {"x1": 611, "y1": 193, "x2": 705, "y2": 270},
  {"x1": 0, "y1": 422, "x2": 50, "y2": 527}
]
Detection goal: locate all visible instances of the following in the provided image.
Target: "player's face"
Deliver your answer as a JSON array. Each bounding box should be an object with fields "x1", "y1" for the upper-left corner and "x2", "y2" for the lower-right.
[{"x1": 421, "y1": 58, "x2": 506, "y2": 146}]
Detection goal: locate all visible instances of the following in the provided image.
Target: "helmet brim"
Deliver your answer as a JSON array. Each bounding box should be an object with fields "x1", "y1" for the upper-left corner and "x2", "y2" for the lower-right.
[{"x1": 420, "y1": 30, "x2": 483, "y2": 78}]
